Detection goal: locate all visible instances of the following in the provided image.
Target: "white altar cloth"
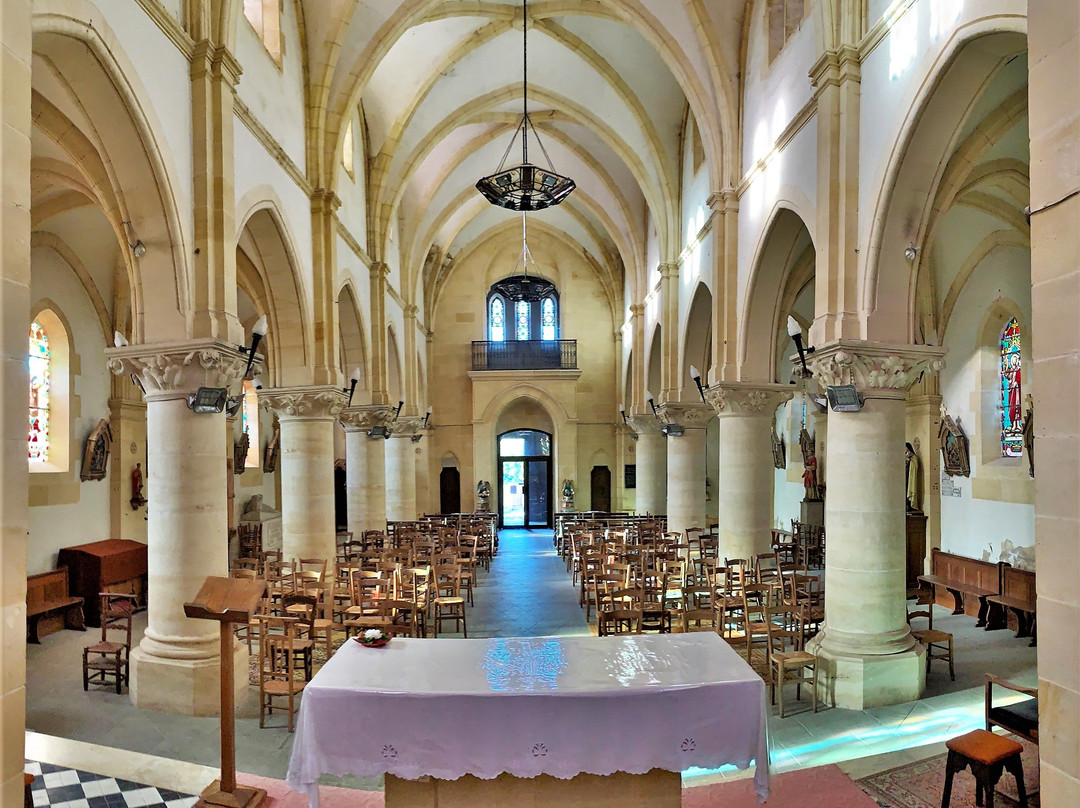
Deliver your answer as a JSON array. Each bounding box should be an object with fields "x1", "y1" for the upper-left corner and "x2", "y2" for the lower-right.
[{"x1": 286, "y1": 633, "x2": 770, "y2": 805}]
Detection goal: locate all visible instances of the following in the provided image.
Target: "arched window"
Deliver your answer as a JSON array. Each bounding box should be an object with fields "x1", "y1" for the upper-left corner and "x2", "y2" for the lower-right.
[
  {"x1": 241, "y1": 379, "x2": 260, "y2": 468},
  {"x1": 485, "y1": 276, "x2": 560, "y2": 341},
  {"x1": 28, "y1": 322, "x2": 50, "y2": 462},
  {"x1": 1000, "y1": 318, "x2": 1023, "y2": 457},
  {"x1": 489, "y1": 297, "x2": 505, "y2": 342}
]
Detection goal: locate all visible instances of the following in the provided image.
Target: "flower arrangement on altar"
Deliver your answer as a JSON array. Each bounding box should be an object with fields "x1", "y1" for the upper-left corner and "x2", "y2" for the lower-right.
[{"x1": 355, "y1": 628, "x2": 391, "y2": 648}]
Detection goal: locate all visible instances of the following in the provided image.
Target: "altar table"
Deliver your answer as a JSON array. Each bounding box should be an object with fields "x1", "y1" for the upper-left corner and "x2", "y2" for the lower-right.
[{"x1": 286, "y1": 633, "x2": 770, "y2": 807}]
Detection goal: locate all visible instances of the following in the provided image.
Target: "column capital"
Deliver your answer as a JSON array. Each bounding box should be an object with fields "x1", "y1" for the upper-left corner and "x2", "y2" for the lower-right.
[
  {"x1": 658, "y1": 262, "x2": 679, "y2": 279},
  {"x1": 389, "y1": 415, "x2": 425, "y2": 437},
  {"x1": 706, "y1": 188, "x2": 739, "y2": 213},
  {"x1": 310, "y1": 187, "x2": 341, "y2": 215},
  {"x1": 627, "y1": 414, "x2": 664, "y2": 435},
  {"x1": 809, "y1": 45, "x2": 861, "y2": 91},
  {"x1": 339, "y1": 405, "x2": 396, "y2": 433},
  {"x1": 628, "y1": 303, "x2": 645, "y2": 317},
  {"x1": 190, "y1": 40, "x2": 243, "y2": 85},
  {"x1": 106, "y1": 340, "x2": 251, "y2": 402},
  {"x1": 804, "y1": 341, "x2": 947, "y2": 399},
  {"x1": 261, "y1": 385, "x2": 347, "y2": 419},
  {"x1": 403, "y1": 303, "x2": 419, "y2": 318},
  {"x1": 370, "y1": 261, "x2": 391, "y2": 279},
  {"x1": 656, "y1": 402, "x2": 714, "y2": 428},
  {"x1": 706, "y1": 381, "x2": 794, "y2": 416}
]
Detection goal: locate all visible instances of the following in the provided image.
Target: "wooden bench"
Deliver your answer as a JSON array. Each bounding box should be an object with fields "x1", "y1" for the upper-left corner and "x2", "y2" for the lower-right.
[
  {"x1": 920, "y1": 549, "x2": 1005, "y2": 630},
  {"x1": 988, "y1": 565, "x2": 1037, "y2": 646},
  {"x1": 26, "y1": 568, "x2": 85, "y2": 643}
]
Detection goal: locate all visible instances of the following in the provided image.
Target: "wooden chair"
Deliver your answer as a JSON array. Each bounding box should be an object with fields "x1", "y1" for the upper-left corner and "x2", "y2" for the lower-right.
[
  {"x1": 236, "y1": 597, "x2": 271, "y2": 653},
  {"x1": 278, "y1": 594, "x2": 317, "y2": 679},
  {"x1": 598, "y1": 588, "x2": 643, "y2": 636},
  {"x1": 740, "y1": 584, "x2": 772, "y2": 658},
  {"x1": 986, "y1": 675, "x2": 1038, "y2": 744},
  {"x1": 906, "y1": 587, "x2": 935, "y2": 630},
  {"x1": 912, "y1": 625, "x2": 954, "y2": 680},
  {"x1": 432, "y1": 570, "x2": 468, "y2": 638},
  {"x1": 766, "y1": 606, "x2": 818, "y2": 717},
  {"x1": 82, "y1": 593, "x2": 134, "y2": 693},
  {"x1": 258, "y1": 617, "x2": 306, "y2": 731},
  {"x1": 680, "y1": 585, "x2": 716, "y2": 632}
]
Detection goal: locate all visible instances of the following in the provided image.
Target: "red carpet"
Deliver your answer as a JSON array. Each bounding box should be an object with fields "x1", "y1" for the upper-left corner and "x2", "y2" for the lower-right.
[{"x1": 238, "y1": 764, "x2": 879, "y2": 807}]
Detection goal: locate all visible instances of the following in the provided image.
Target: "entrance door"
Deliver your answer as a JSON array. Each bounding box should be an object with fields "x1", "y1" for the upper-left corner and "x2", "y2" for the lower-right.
[
  {"x1": 591, "y1": 465, "x2": 612, "y2": 513},
  {"x1": 497, "y1": 429, "x2": 553, "y2": 529},
  {"x1": 440, "y1": 467, "x2": 461, "y2": 514}
]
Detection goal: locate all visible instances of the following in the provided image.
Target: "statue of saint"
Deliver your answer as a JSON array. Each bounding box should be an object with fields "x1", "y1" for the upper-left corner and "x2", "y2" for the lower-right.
[
  {"x1": 1023, "y1": 398, "x2": 1034, "y2": 478},
  {"x1": 802, "y1": 455, "x2": 819, "y2": 501},
  {"x1": 905, "y1": 442, "x2": 921, "y2": 512},
  {"x1": 130, "y1": 462, "x2": 147, "y2": 509}
]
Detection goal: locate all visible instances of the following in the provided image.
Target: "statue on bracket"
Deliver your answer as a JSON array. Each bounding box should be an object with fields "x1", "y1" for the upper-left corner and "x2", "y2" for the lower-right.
[
  {"x1": 476, "y1": 479, "x2": 491, "y2": 512},
  {"x1": 130, "y1": 462, "x2": 147, "y2": 510},
  {"x1": 561, "y1": 479, "x2": 575, "y2": 511},
  {"x1": 234, "y1": 431, "x2": 250, "y2": 475},
  {"x1": 938, "y1": 405, "x2": 971, "y2": 477},
  {"x1": 799, "y1": 428, "x2": 821, "y2": 502},
  {"x1": 771, "y1": 425, "x2": 786, "y2": 470},
  {"x1": 263, "y1": 423, "x2": 280, "y2": 473},
  {"x1": 905, "y1": 441, "x2": 921, "y2": 512},
  {"x1": 80, "y1": 419, "x2": 112, "y2": 482},
  {"x1": 1023, "y1": 395, "x2": 1034, "y2": 478}
]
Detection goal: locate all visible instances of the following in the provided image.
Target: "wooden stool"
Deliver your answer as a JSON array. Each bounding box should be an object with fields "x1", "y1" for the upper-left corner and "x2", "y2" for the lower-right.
[{"x1": 942, "y1": 729, "x2": 1027, "y2": 808}]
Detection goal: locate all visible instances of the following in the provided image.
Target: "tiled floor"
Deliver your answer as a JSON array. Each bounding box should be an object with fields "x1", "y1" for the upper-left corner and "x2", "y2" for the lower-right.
[
  {"x1": 24, "y1": 528, "x2": 1039, "y2": 799},
  {"x1": 25, "y1": 759, "x2": 195, "y2": 808}
]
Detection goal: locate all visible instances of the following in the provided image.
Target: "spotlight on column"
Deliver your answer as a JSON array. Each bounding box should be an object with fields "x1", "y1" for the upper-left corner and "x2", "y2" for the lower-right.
[
  {"x1": 123, "y1": 222, "x2": 146, "y2": 258},
  {"x1": 239, "y1": 315, "x2": 269, "y2": 379},
  {"x1": 225, "y1": 395, "x2": 244, "y2": 417},
  {"x1": 661, "y1": 423, "x2": 684, "y2": 437},
  {"x1": 344, "y1": 367, "x2": 360, "y2": 406},
  {"x1": 113, "y1": 331, "x2": 128, "y2": 348},
  {"x1": 187, "y1": 386, "x2": 229, "y2": 414},
  {"x1": 689, "y1": 364, "x2": 707, "y2": 405},
  {"x1": 366, "y1": 425, "x2": 390, "y2": 440},
  {"x1": 787, "y1": 316, "x2": 815, "y2": 376},
  {"x1": 904, "y1": 245, "x2": 918, "y2": 261},
  {"x1": 826, "y1": 384, "x2": 863, "y2": 412}
]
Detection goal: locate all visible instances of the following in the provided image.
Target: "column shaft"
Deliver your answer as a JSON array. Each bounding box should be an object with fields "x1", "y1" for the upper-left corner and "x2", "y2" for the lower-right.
[
  {"x1": 345, "y1": 430, "x2": 386, "y2": 533},
  {"x1": 386, "y1": 437, "x2": 417, "y2": 521},
  {"x1": 666, "y1": 434, "x2": 706, "y2": 538},
  {"x1": 717, "y1": 414, "x2": 775, "y2": 561},
  {"x1": 279, "y1": 416, "x2": 337, "y2": 561},
  {"x1": 634, "y1": 431, "x2": 666, "y2": 515}
]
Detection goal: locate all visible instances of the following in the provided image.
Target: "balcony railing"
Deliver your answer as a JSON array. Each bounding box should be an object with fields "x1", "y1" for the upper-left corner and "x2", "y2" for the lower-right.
[{"x1": 471, "y1": 340, "x2": 577, "y2": 371}]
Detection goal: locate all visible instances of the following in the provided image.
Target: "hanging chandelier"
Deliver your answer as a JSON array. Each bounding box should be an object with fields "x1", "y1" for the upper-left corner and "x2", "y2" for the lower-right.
[{"x1": 475, "y1": 0, "x2": 575, "y2": 212}]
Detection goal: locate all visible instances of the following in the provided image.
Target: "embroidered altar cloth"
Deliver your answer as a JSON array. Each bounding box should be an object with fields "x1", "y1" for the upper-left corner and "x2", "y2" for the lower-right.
[{"x1": 286, "y1": 633, "x2": 770, "y2": 805}]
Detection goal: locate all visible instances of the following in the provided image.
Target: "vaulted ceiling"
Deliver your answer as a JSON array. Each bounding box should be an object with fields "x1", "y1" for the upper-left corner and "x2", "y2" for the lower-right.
[{"x1": 295, "y1": 0, "x2": 746, "y2": 309}]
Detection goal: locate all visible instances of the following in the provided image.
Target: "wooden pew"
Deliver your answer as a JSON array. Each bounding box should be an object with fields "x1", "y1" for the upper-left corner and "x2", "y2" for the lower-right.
[
  {"x1": 988, "y1": 565, "x2": 1037, "y2": 646},
  {"x1": 919, "y1": 549, "x2": 1006, "y2": 630},
  {"x1": 26, "y1": 568, "x2": 85, "y2": 643}
]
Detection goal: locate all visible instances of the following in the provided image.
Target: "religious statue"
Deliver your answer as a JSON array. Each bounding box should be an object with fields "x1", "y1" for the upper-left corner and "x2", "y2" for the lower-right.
[
  {"x1": 263, "y1": 424, "x2": 280, "y2": 473},
  {"x1": 476, "y1": 479, "x2": 491, "y2": 512},
  {"x1": 905, "y1": 442, "x2": 921, "y2": 512},
  {"x1": 130, "y1": 462, "x2": 147, "y2": 510},
  {"x1": 1023, "y1": 396, "x2": 1034, "y2": 478},
  {"x1": 561, "y1": 479, "x2": 575, "y2": 511},
  {"x1": 79, "y1": 419, "x2": 112, "y2": 482},
  {"x1": 802, "y1": 454, "x2": 819, "y2": 502},
  {"x1": 233, "y1": 431, "x2": 250, "y2": 475}
]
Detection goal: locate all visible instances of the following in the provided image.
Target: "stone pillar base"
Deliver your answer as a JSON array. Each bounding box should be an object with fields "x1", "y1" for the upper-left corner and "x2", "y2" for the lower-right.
[
  {"x1": 129, "y1": 639, "x2": 248, "y2": 716},
  {"x1": 808, "y1": 635, "x2": 926, "y2": 710}
]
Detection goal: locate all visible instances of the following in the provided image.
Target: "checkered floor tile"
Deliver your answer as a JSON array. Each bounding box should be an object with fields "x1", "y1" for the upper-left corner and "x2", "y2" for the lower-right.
[{"x1": 25, "y1": 761, "x2": 196, "y2": 808}]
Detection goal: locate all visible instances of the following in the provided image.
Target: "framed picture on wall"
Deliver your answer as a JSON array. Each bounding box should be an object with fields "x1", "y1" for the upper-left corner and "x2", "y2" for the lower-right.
[
  {"x1": 624, "y1": 464, "x2": 636, "y2": 489},
  {"x1": 938, "y1": 407, "x2": 971, "y2": 477}
]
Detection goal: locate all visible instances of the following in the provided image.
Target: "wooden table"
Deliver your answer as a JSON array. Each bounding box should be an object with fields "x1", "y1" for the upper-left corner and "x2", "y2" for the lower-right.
[{"x1": 58, "y1": 539, "x2": 148, "y2": 627}]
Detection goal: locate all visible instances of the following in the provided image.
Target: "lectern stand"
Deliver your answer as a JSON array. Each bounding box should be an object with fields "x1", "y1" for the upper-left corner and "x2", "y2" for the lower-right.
[{"x1": 184, "y1": 576, "x2": 268, "y2": 808}]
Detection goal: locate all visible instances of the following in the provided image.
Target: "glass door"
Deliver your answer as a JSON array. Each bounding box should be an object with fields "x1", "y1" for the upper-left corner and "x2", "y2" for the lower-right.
[
  {"x1": 526, "y1": 460, "x2": 550, "y2": 527},
  {"x1": 500, "y1": 460, "x2": 526, "y2": 527},
  {"x1": 497, "y1": 429, "x2": 553, "y2": 529}
]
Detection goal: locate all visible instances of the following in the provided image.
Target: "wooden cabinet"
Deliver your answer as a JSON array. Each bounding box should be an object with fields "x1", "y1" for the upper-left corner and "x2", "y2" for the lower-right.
[
  {"x1": 906, "y1": 512, "x2": 927, "y2": 588},
  {"x1": 57, "y1": 539, "x2": 148, "y2": 627}
]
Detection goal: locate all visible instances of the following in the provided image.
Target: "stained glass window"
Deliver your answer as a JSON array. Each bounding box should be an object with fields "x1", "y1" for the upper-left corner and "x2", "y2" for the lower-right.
[
  {"x1": 489, "y1": 297, "x2": 505, "y2": 342},
  {"x1": 29, "y1": 322, "x2": 50, "y2": 462},
  {"x1": 1000, "y1": 318, "x2": 1023, "y2": 458},
  {"x1": 541, "y1": 297, "x2": 557, "y2": 340},
  {"x1": 241, "y1": 379, "x2": 260, "y2": 467},
  {"x1": 516, "y1": 300, "x2": 530, "y2": 341}
]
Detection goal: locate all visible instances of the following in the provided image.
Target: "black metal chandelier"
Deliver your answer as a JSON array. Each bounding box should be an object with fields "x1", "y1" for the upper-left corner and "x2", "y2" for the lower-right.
[{"x1": 475, "y1": 0, "x2": 575, "y2": 212}]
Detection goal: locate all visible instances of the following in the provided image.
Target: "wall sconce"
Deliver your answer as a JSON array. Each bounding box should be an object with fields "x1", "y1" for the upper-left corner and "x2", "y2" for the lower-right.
[
  {"x1": 422, "y1": 406, "x2": 432, "y2": 429},
  {"x1": 618, "y1": 405, "x2": 629, "y2": 425},
  {"x1": 114, "y1": 331, "x2": 128, "y2": 348},
  {"x1": 645, "y1": 390, "x2": 660, "y2": 421},
  {"x1": 689, "y1": 364, "x2": 707, "y2": 405},
  {"x1": 343, "y1": 367, "x2": 360, "y2": 406},
  {"x1": 239, "y1": 315, "x2": 268, "y2": 380},
  {"x1": 393, "y1": 400, "x2": 404, "y2": 420},
  {"x1": 787, "y1": 316, "x2": 815, "y2": 376},
  {"x1": 904, "y1": 245, "x2": 918, "y2": 261},
  {"x1": 122, "y1": 221, "x2": 146, "y2": 258}
]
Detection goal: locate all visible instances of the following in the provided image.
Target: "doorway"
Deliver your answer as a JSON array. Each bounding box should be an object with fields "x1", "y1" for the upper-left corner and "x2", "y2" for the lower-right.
[
  {"x1": 440, "y1": 467, "x2": 461, "y2": 514},
  {"x1": 497, "y1": 429, "x2": 552, "y2": 528},
  {"x1": 590, "y1": 465, "x2": 612, "y2": 513}
]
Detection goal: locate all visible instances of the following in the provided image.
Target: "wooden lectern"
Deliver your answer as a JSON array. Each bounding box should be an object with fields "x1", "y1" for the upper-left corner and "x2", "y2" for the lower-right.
[{"x1": 184, "y1": 576, "x2": 268, "y2": 808}]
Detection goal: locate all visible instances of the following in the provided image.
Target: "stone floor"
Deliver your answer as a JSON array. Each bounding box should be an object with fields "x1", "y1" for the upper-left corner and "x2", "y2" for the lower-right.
[{"x1": 25, "y1": 528, "x2": 1038, "y2": 794}]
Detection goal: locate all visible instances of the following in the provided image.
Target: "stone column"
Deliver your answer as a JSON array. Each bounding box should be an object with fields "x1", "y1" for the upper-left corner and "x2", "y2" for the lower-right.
[
  {"x1": 386, "y1": 417, "x2": 424, "y2": 521},
  {"x1": 806, "y1": 342, "x2": 945, "y2": 709},
  {"x1": 1, "y1": 5, "x2": 31, "y2": 799},
  {"x1": 340, "y1": 406, "x2": 394, "y2": 534},
  {"x1": 262, "y1": 386, "x2": 346, "y2": 562},
  {"x1": 628, "y1": 416, "x2": 666, "y2": 516},
  {"x1": 1029, "y1": 4, "x2": 1080, "y2": 799},
  {"x1": 106, "y1": 342, "x2": 250, "y2": 715},
  {"x1": 706, "y1": 382, "x2": 794, "y2": 561},
  {"x1": 657, "y1": 403, "x2": 714, "y2": 537}
]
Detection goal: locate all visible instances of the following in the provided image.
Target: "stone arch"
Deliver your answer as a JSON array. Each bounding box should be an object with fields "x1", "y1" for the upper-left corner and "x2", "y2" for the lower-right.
[
  {"x1": 741, "y1": 204, "x2": 815, "y2": 380},
  {"x1": 30, "y1": 232, "x2": 112, "y2": 345},
  {"x1": 336, "y1": 280, "x2": 368, "y2": 394},
  {"x1": 862, "y1": 24, "x2": 1028, "y2": 343},
  {"x1": 682, "y1": 283, "x2": 713, "y2": 395},
  {"x1": 236, "y1": 198, "x2": 311, "y2": 386},
  {"x1": 32, "y1": 6, "x2": 190, "y2": 341}
]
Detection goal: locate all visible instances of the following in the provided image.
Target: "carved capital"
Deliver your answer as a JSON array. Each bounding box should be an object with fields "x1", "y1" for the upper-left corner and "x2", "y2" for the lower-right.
[
  {"x1": 369, "y1": 262, "x2": 391, "y2": 280},
  {"x1": 339, "y1": 405, "x2": 396, "y2": 433},
  {"x1": 658, "y1": 262, "x2": 679, "y2": 279},
  {"x1": 626, "y1": 414, "x2": 664, "y2": 435},
  {"x1": 261, "y1": 385, "x2": 347, "y2": 419},
  {"x1": 706, "y1": 381, "x2": 794, "y2": 417},
  {"x1": 106, "y1": 340, "x2": 250, "y2": 402},
  {"x1": 310, "y1": 187, "x2": 342, "y2": 215},
  {"x1": 656, "y1": 402, "x2": 714, "y2": 428},
  {"x1": 628, "y1": 303, "x2": 645, "y2": 317},
  {"x1": 806, "y1": 341, "x2": 947, "y2": 399},
  {"x1": 389, "y1": 415, "x2": 425, "y2": 437}
]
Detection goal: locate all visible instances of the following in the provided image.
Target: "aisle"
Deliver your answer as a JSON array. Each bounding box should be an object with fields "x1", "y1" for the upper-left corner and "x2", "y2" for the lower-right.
[{"x1": 467, "y1": 529, "x2": 591, "y2": 638}]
